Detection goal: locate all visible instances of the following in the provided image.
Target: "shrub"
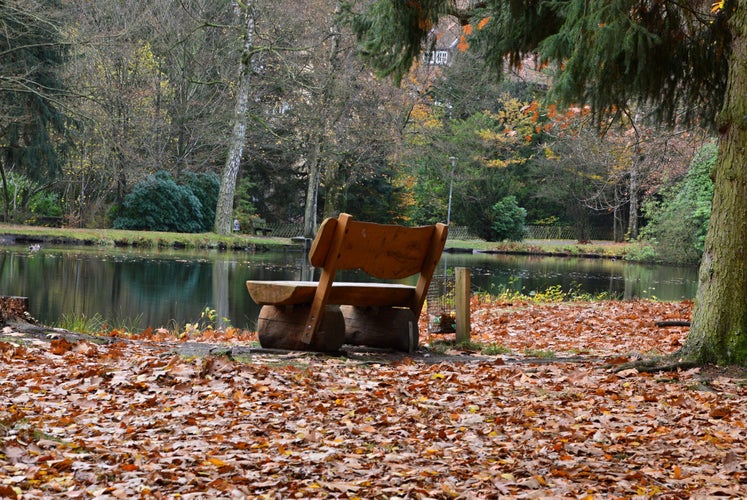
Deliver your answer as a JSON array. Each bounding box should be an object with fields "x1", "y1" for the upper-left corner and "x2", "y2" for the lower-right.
[
  {"x1": 29, "y1": 191, "x2": 62, "y2": 217},
  {"x1": 490, "y1": 195, "x2": 527, "y2": 241},
  {"x1": 639, "y1": 142, "x2": 716, "y2": 264},
  {"x1": 180, "y1": 171, "x2": 220, "y2": 231},
  {"x1": 113, "y1": 171, "x2": 208, "y2": 233}
]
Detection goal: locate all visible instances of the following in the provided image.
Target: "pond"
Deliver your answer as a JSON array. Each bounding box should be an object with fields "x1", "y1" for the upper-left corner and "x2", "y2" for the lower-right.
[{"x1": 0, "y1": 245, "x2": 698, "y2": 330}]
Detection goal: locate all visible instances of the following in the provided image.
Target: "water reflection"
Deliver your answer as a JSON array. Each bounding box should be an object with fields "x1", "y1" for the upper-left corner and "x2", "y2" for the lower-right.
[
  {"x1": 0, "y1": 246, "x2": 698, "y2": 329},
  {"x1": 444, "y1": 253, "x2": 697, "y2": 301}
]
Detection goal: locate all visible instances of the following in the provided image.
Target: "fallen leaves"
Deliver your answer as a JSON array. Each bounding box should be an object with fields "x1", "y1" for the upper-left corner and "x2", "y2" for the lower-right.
[
  {"x1": 422, "y1": 298, "x2": 693, "y2": 356},
  {"x1": 0, "y1": 300, "x2": 745, "y2": 497}
]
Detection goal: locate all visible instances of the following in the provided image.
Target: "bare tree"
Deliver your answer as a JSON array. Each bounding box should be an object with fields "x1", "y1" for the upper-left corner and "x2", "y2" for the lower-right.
[{"x1": 214, "y1": 1, "x2": 257, "y2": 235}]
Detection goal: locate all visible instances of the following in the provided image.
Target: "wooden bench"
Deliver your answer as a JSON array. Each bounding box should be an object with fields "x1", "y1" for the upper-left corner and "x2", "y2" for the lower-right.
[
  {"x1": 246, "y1": 213, "x2": 448, "y2": 352},
  {"x1": 250, "y1": 218, "x2": 273, "y2": 236}
]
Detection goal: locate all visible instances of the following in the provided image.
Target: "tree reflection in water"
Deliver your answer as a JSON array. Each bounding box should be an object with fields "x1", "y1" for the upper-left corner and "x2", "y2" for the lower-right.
[{"x1": 0, "y1": 247, "x2": 697, "y2": 329}]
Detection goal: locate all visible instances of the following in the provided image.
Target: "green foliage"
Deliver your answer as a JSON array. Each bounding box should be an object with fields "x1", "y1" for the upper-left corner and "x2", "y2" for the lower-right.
[
  {"x1": 523, "y1": 348, "x2": 556, "y2": 359},
  {"x1": 479, "y1": 283, "x2": 615, "y2": 303},
  {"x1": 639, "y1": 142, "x2": 716, "y2": 264},
  {"x1": 348, "y1": 0, "x2": 730, "y2": 128},
  {"x1": 29, "y1": 191, "x2": 62, "y2": 218},
  {"x1": 343, "y1": 0, "x2": 448, "y2": 85},
  {"x1": 113, "y1": 171, "x2": 217, "y2": 233},
  {"x1": 55, "y1": 312, "x2": 107, "y2": 334},
  {"x1": 234, "y1": 176, "x2": 257, "y2": 219},
  {"x1": 490, "y1": 195, "x2": 527, "y2": 241},
  {"x1": 622, "y1": 242, "x2": 658, "y2": 263},
  {"x1": 400, "y1": 87, "x2": 539, "y2": 233},
  {"x1": 345, "y1": 165, "x2": 408, "y2": 224},
  {"x1": 0, "y1": 0, "x2": 71, "y2": 182},
  {"x1": 180, "y1": 171, "x2": 220, "y2": 231}
]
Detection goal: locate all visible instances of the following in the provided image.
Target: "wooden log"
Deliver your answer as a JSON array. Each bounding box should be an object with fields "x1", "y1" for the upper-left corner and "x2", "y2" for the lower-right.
[
  {"x1": 0, "y1": 296, "x2": 29, "y2": 322},
  {"x1": 655, "y1": 320, "x2": 690, "y2": 327},
  {"x1": 247, "y1": 281, "x2": 416, "y2": 307},
  {"x1": 340, "y1": 305, "x2": 418, "y2": 352},
  {"x1": 257, "y1": 305, "x2": 345, "y2": 352}
]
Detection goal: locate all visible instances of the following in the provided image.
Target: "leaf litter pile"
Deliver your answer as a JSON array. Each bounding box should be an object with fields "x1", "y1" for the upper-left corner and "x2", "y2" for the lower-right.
[{"x1": 2, "y1": 300, "x2": 746, "y2": 498}]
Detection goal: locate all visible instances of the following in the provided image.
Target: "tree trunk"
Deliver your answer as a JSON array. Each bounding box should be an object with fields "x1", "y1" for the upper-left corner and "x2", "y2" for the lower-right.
[
  {"x1": 303, "y1": 141, "x2": 322, "y2": 238},
  {"x1": 684, "y1": 2, "x2": 747, "y2": 365},
  {"x1": 214, "y1": 1, "x2": 255, "y2": 235},
  {"x1": 302, "y1": 0, "x2": 343, "y2": 239},
  {"x1": 626, "y1": 156, "x2": 639, "y2": 239},
  {"x1": 0, "y1": 157, "x2": 10, "y2": 222}
]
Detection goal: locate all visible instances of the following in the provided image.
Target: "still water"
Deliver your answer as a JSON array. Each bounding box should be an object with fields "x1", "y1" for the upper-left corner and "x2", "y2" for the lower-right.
[{"x1": 0, "y1": 245, "x2": 698, "y2": 330}]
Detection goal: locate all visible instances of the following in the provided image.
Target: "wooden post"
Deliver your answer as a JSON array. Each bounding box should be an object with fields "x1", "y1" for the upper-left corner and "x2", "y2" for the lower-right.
[{"x1": 455, "y1": 268, "x2": 470, "y2": 343}]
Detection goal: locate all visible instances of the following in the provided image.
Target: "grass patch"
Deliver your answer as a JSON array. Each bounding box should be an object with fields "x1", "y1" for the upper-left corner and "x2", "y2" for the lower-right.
[
  {"x1": 54, "y1": 312, "x2": 145, "y2": 335},
  {"x1": 523, "y1": 348, "x2": 556, "y2": 359},
  {"x1": 55, "y1": 312, "x2": 107, "y2": 334},
  {"x1": 482, "y1": 343, "x2": 514, "y2": 355},
  {"x1": 0, "y1": 223, "x2": 293, "y2": 251}
]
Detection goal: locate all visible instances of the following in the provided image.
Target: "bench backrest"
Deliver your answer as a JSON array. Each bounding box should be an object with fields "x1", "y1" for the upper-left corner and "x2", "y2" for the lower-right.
[{"x1": 302, "y1": 213, "x2": 448, "y2": 343}]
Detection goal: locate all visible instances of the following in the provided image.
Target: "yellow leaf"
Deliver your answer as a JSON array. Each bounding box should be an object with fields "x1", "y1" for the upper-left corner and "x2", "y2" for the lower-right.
[
  {"x1": 207, "y1": 457, "x2": 226, "y2": 467},
  {"x1": 431, "y1": 373, "x2": 445, "y2": 379}
]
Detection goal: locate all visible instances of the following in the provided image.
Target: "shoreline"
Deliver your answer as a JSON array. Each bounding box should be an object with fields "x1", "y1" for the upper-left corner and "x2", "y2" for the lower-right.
[{"x1": 0, "y1": 223, "x2": 633, "y2": 259}]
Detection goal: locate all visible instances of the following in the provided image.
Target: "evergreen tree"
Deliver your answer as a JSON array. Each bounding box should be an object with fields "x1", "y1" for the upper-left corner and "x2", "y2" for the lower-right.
[
  {"x1": 0, "y1": 0, "x2": 70, "y2": 220},
  {"x1": 346, "y1": 0, "x2": 746, "y2": 365}
]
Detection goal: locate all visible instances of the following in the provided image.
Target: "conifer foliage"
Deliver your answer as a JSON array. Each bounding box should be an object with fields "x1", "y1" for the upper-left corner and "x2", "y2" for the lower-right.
[
  {"x1": 347, "y1": 0, "x2": 730, "y2": 126},
  {"x1": 0, "y1": 0, "x2": 70, "y2": 195}
]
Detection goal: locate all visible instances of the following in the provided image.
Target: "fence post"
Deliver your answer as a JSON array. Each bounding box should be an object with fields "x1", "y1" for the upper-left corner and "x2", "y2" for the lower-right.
[{"x1": 455, "y1": 267, "x2": 471, "y2": 343}]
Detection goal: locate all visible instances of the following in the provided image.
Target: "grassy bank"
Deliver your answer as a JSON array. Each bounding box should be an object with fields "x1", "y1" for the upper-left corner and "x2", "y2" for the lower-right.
[
  {"x1": 0, "y1": 223, "x2": 633, "y2": 258},
  {"x1": 0, "y1": 223, "x2": 292, "y2": 250}
]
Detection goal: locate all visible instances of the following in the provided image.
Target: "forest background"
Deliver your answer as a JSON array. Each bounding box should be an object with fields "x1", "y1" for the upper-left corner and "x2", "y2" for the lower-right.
[{"x1": 1, "y1": 0, "x2": 715, "y2": 264}]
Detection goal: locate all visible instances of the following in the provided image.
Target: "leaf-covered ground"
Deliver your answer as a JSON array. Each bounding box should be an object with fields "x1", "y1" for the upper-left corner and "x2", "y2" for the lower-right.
[{"x1": 2, "y1": 300, "x2": 746, "y2": 498}]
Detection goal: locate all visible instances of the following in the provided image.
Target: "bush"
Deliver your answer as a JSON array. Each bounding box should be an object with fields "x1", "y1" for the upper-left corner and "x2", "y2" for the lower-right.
[
  {"x1": 180, "y1": 171, "x2": 220, "y2": 231},
  {"x1": 29, "y1": 191, "x2": 62, "y2": 217},
  {"x1": 113, "y1": 171, "x2": 217, "y2": 233},
  {"x1": 490, "y1": 195, "x2": 527, "y2": 241},
  {"x1": 639, "y1": 141, "x2": 716, "y2": 264}
]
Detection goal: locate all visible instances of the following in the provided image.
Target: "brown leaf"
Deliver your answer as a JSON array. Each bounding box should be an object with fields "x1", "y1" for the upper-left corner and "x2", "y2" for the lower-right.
[{"x1": 49, "y1": 338, "x2": 73, "y2": 355}]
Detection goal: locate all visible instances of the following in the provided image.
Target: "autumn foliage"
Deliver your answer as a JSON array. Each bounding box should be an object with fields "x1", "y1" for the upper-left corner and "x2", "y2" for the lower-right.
[{"x1": 1, "y1": 300, "x2": 745, "y2": 498}]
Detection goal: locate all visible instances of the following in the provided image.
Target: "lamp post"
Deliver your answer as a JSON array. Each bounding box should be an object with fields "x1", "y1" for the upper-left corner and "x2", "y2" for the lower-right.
[{"x1": 447, "y1": 156, "x2": 456, "y2": 225}]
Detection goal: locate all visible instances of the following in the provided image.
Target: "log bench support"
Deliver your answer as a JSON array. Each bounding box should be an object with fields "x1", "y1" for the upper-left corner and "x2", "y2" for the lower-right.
[{"x1": 247, "y1": 213, "x2": 448, "y2": 352}]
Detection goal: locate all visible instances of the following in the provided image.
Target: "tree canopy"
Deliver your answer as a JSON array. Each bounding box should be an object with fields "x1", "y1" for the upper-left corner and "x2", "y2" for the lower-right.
[
  {"x1": 0, "y1": 0, "x2": 70, "y2": 184},
  {"x1": 347, "y1": 0, "x2": 731, "y2": 127}
]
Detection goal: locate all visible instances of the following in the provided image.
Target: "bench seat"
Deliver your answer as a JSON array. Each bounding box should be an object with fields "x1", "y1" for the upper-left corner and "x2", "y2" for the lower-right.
[
  {"x1": 246, "y1": 281, "x2": 416, "y2": 307},
  {"x1": 246, "y1": 213, "x2": 447, "y2": 351}
]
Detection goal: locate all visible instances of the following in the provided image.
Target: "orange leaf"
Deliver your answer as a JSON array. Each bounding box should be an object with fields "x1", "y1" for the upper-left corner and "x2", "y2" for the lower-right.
[
  {"x1": 457, "y1": 35, "x2": 469, "y2": 52},
  {"x1": 463, "y1": 24, "x2": 473, "y2": 35},
  {"x1": 673, "y1": 465, "x2": 683, "y2": 479},
  {"x1": 477, "y1": 17, "x2": 490, "y2": 30}
]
